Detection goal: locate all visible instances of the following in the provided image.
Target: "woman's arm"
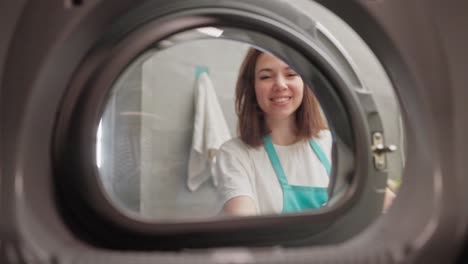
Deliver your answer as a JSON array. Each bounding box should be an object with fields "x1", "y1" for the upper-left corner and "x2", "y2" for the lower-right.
[{"x1": 223, "y1": 196, "x2": 257, "y2": 216}]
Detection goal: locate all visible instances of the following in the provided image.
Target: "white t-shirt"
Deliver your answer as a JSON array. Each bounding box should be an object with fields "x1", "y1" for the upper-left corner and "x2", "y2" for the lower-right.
[{"x1": 215, "y1": 130, "x2": 332, "y2": 215}]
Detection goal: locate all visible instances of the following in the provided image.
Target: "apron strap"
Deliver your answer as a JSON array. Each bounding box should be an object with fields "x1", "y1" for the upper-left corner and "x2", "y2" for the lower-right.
[
  {"x1": 309, "y1": 139, "x2": 331, "y2": 176},
  {"x1": 263, "y1": 135, "x2": 289, "y2": 185}
]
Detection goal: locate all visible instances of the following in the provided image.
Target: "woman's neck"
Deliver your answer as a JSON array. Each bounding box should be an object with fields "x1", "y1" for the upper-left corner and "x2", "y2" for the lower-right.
[{"x1": 266, "y1": 116, "x2": 298, "y2": 146}]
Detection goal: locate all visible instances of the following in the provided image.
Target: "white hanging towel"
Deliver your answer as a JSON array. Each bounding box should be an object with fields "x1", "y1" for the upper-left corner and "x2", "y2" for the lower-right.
[{"x1": 187, "y1": 72, "x2": 232, "y2": 191}]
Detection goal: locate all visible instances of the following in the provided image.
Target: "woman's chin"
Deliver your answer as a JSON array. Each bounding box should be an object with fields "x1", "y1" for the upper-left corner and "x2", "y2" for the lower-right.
[{"x1": 266, "y1": 112, "x2": 295, "y2": 121}]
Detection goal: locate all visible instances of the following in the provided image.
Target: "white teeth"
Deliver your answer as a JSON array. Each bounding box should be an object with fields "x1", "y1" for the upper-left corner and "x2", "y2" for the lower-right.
[{"x1": 272, "y1": 97, "x2": 290, "y2": 103}]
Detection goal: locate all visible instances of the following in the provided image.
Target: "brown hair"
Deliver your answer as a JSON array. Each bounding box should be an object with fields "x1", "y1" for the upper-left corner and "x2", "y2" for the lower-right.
[{"x1": 235, "y1": 48, "x2": 328, "y2": 147}]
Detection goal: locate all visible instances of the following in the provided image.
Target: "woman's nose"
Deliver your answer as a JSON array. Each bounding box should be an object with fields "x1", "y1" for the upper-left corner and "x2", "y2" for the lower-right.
[{"x1": 273, "y1": 76, "x2": 288, "y2": 91}]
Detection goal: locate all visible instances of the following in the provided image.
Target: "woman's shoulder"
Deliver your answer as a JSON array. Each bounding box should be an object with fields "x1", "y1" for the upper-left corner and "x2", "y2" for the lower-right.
[
  {"x1": 221, "y1": 137, "x2": 244, "y2": 148},
  {"x1": 317, "y1": 129, "x2": 332, "y2": 139},
  {"x1": 219, "y1": 137, "x2": 251, "y2": 155},
  {"x1": 219, "y1": 137, "x2": 266, "y2": 160},
  {"x1": 314, "y1": 129, "x2": 333, "y2": 148},
  {"x1": 217, "y1": 137, "x2": 258, "y2": 168}
]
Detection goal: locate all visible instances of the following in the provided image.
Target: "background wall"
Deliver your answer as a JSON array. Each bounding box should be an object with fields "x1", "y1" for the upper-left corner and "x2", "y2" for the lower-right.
[{"x1": 139, "y1": 39, "x2": 249, "y2": 220}]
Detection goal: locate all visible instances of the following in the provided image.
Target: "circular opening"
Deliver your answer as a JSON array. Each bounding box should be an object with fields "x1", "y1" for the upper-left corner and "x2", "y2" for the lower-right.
[{"x1": 94, "y1": 28, "x2": 355, "y2": 222}]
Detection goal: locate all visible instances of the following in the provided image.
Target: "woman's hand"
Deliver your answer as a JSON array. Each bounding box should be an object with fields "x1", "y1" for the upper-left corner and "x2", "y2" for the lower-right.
[
  {"x1": 383, "y1": 187, "x2": 396, "y2": 213},
  {"x1": 222, "y1": 196, "x2": 257, "y2": 216}
]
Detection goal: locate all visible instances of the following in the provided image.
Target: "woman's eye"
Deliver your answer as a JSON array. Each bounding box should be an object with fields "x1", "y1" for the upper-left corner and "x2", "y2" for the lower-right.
[
  {"x1": 259, "y1": 75, "x2": 271, "y2": 80},
  {"x1": 287, "y1": 73, "x2": 298, "y2": 78}
]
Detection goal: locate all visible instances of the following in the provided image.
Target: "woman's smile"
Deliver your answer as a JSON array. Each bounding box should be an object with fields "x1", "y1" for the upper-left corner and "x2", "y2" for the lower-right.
[{"x1": 270, "y1": 96, "x2": 292, "y2": 105}]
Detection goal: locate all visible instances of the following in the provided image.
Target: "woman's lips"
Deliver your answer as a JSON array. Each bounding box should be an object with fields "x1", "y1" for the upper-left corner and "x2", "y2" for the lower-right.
[{"x1": 270, "y1": 96, "x2": 291, "y2": 105}]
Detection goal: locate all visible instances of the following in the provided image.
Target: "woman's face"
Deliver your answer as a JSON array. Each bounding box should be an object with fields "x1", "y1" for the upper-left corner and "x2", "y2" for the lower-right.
[{"x1": 254, "y1": 53, "x2": 304, "y2": 122}]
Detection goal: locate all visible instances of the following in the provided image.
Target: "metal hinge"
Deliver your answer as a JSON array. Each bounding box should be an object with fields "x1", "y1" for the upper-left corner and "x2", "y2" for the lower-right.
[{"x1": 371, "y1": 132, "x2": 397, "y2": 170}]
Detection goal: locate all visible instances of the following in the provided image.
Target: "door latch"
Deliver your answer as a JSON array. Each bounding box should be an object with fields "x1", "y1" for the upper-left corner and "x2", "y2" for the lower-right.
[{"x1": 371, "y1": 132, "x2": 397, "y2": 170}]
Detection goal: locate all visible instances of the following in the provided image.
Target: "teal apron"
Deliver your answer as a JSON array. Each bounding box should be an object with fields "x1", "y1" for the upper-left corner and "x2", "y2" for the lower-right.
[{"x1": 263, "y1": 135, "x2": 331, "y2": 213}]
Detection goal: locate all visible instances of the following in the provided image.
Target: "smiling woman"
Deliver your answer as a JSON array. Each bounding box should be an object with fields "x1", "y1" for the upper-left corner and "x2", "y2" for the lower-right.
[
  {"x1": 89, "y1": 21, "x2": 400, "y2": 223},
  {"x1": 218, "y1": 48, "x2": 332, "y2": 216},
  {"x1": 93, "y1": 34, "x2": 346, "y2": 221}
]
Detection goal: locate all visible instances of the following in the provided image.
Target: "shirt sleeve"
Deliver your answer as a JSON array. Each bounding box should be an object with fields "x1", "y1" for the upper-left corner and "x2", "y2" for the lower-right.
[{"x1": 214, "y1": 140, "x2": 256, "y2": 208}]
